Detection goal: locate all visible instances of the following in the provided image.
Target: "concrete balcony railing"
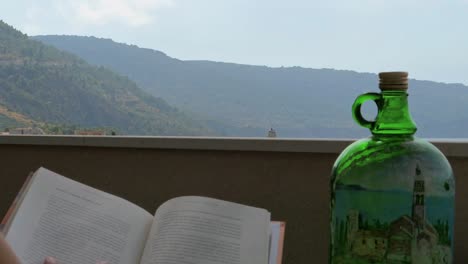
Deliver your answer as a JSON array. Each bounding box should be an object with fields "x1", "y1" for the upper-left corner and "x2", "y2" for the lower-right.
[{"x1": 0, "y1": 136, "x2": 466, "y2": 263}]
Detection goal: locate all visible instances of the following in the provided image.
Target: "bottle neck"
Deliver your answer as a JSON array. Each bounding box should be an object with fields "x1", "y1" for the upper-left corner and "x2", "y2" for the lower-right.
[{"x1": 372, "y1": 90, "x2": 417, "y2": 136}]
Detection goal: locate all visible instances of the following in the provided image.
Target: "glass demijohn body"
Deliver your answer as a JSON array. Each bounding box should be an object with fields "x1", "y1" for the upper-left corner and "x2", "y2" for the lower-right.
[{"x1": 330, "y1": 72, "x2": 455, "y2": 264}]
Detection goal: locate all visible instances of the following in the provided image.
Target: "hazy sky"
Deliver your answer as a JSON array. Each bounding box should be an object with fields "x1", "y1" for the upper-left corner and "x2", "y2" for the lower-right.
[{"x1": 2, "y1": 0, "x2": 468, "y2": 84}]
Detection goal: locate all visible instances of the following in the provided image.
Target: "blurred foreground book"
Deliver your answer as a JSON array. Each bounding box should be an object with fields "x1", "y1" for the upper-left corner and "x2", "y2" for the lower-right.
[{"x1": 2, "y1": 167, "x2": 285, "y2": 264}]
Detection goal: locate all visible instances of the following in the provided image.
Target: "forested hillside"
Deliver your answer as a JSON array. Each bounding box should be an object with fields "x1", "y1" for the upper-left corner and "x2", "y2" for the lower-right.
[
  {"x1": 35, "y1": 35, "x2": 468, "y2": 138},
  {"x1": 0, "y1": 21, "x2": 215, "y2": 135}
]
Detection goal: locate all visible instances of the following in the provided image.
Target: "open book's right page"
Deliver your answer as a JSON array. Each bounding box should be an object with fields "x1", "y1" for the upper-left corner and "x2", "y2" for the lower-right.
[{"x1": 140, "y1": 196, "x2": 271, "y2": 264}]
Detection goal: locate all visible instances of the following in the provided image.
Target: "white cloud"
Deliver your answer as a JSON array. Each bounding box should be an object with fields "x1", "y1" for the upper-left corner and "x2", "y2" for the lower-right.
[
  {"x1": 21, "y1": 0, "x2": 175, "y2": 34},
  {"x1": 59, "y1": 0, "x2": 175, "y2": 27}
]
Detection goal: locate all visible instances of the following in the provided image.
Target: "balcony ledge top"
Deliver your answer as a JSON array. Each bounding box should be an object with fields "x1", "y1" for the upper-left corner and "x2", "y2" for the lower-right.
[{"x1": 0, "y1": 135, "x2": 467, "y2": 157}]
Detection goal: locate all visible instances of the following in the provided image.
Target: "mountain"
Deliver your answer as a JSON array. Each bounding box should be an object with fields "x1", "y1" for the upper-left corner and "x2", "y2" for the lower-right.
[
  {"x1": 0, "y1": 21, "x2": 215, "y2": 135},
  {"x1": 34, "y1": 35, "x2": 468, "y2": 138}
]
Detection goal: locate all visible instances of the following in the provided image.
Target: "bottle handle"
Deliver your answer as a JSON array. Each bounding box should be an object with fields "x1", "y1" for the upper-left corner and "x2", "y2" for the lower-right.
[{"x1": 352, "y1": 92, "x2": 382, "y2": 129}]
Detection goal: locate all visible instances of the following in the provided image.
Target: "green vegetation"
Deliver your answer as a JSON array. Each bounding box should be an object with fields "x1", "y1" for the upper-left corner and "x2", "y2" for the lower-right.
[
  {"x1": 334, "y1": 218, "x2": 348, "y2": 256},
  {"x1": 0, "y1": 20, "x2": 216, "y2": 135},
  {"x1": 434, "y1": 219, "x2": 451, "y2": 246},
  {"x1": 0, "y1": 114, "x2": 25, "y2": 131}
]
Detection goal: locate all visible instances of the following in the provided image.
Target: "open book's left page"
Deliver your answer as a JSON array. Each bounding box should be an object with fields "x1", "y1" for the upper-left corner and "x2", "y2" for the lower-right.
[{"x1": 5, "y1": 167, "x2": 154, "y2": 264}]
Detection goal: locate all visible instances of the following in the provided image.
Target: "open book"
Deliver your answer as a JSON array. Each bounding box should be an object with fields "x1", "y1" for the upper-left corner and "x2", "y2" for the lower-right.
[{"x1": 2, "y1": 168, "x2": 285, "y2": 264}]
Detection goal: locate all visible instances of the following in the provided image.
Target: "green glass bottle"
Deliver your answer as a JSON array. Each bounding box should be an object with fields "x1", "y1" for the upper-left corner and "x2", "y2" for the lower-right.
[{"x1": 330, "y1": 72, "x2": 455, "y2": 264}]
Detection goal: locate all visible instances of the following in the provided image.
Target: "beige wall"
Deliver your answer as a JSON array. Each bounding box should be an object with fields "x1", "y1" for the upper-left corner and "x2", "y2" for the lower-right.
[{"x1": 0, "y1": 139, "x2": 466, "y2": 263}]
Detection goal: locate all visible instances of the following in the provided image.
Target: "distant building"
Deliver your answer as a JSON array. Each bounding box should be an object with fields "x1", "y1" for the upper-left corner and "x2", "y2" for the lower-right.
[
  {"x1": 267, "y1": 128, "x2": 277, "y2": 138},
  {"x1": 9, "y1": 127, "x2": 45, "y2": 135}
]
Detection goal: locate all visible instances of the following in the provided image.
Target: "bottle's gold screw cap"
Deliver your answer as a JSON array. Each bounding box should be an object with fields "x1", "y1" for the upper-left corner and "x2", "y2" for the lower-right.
[{"x1": 379, "y1": 71, "x2": 408, "y2": 90}]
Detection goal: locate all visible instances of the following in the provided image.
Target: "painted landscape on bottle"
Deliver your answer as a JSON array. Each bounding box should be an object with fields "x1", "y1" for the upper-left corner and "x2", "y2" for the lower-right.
[{"x1": 331, "y1": 165, "x2": 454, "y2": 264}]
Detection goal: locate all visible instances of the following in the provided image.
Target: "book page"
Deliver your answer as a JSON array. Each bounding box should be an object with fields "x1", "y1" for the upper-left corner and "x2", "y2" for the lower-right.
[
  {"x1": 5, "y1": 168, "x2": 154, "y2": 264},
  {"x1": 140, "y1": 196, "x2": 271, "y2": 264}
]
